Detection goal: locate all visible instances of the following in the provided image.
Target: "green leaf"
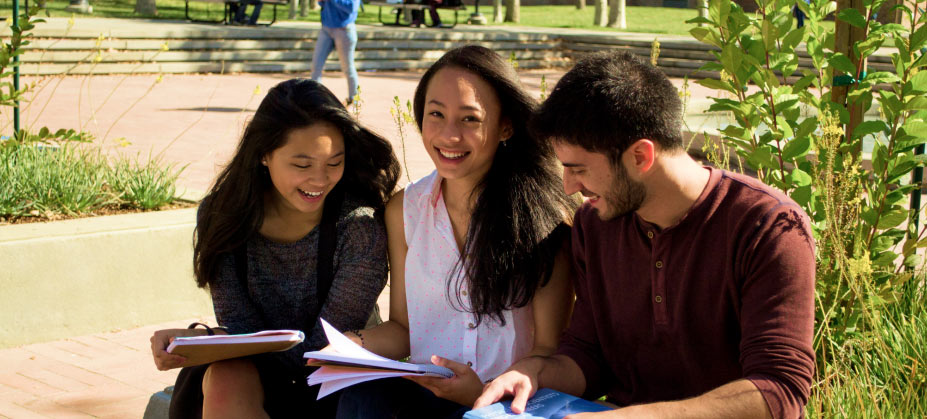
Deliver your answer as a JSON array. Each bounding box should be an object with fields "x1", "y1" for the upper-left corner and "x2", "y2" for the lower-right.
[
  {"x1": 686, "y1": 16, "x2": 715, "y2": 25},
  {"x1": 829, "y1": 53, "x2": 857, "y2": 75},
  {"x1": 782, "y1": 136, "x2": 812, "y2": 160},
  {"x1": 907, "y1": 71, "x2": 927, "y2": 94},
  {"x1": 761, "y1": 19, "x2": 778, "y2": 51},
  {"x1": 781, "y1": 27, "x2": 805, "y2": 51},
  {"x1": 878, "y1": 207, "x2": 909, "y2": 229},
  {"x1": 795, "y1": 117, "x2": 818, "y2": 139},
  {"x1": 697, "y1": 78, "x2": 734, "y2": 93},
  {"x1": 911, "y1": 23, "x2": 927, "y2": 51},
  {"x1": 901, "y1": 121, "x2": 927, "y2": 139},
  {"x1": 690, "y1": 27, "x2": 723, "y2": 48},
  {"x1": 788, "y1": 167, "x2": 812, "y2": 187},
  {"x1": 747, "y1": 147, "x2": 777, "y2": 170},
  {"x1": 852, "y1": 120, "x2": 890, "y2": 140},
  {"x1": 871, "y1": 234, "x2": 895, "y2": 254},
  {"x1": 905, "y1": 96, "x2": 927, "y2": 111},
  {"x1": 864, "y1": 71, "x2": 901, "y2": 84},
  {"x1": 837, "y1": 8, "x2": 868, "y2": 29}
]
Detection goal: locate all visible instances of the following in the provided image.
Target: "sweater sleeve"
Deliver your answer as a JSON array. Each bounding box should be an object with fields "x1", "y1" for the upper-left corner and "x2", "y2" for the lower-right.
[
  {"x1": 740, "y1": 204, "x2": 816, "y2": 419},
  {"x1": 555, "y1": 209, "x2": 616, "y2": 399},
  {"x1": 306, "y1": 207, "x2": 389, "y2": 349}
]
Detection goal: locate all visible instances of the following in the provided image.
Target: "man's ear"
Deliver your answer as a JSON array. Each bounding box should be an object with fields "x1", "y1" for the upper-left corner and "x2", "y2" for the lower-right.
[{"x1": 626, "y1": 139, "x2": 656, "y2": 175}]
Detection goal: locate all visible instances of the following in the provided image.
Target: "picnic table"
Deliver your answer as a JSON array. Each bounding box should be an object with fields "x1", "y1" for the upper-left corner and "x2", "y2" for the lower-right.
[
  {"x1": 367, "y1": 0, "x2": 467, "y2": 28},
  {"x1": 184, "y1": 0, "x2": 289, "y2": 25}
]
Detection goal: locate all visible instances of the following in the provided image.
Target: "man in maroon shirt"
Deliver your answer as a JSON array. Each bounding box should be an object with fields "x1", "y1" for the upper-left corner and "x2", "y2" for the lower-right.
[{"x1": 475, "y1": 51, "x2": 815, "y2": 418}]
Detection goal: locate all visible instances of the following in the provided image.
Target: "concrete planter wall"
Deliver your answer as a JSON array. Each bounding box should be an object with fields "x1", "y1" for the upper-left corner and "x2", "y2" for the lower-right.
[{"x1": 0, "y1": 207, "x2": 213, "y2": 349}]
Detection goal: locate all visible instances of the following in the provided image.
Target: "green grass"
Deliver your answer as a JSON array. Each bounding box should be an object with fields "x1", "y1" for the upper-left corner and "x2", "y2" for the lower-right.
[
  {"x1": 0, "y1": 140, "x2": 185, "y2": 220},
  {"x1": 2, "y1": 1, "x2": 702, "y2": 36}
]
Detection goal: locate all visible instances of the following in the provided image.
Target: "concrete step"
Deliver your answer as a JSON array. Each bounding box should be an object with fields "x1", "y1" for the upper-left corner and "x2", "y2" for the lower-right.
[
  {"x1": 21, "y1": 58, "x2": 570, "y2": 75},
  {"x1": 27, "y1": 38, "x2": 557, "y2": 52},
  {"x1": 22, "y1": 48, "x2": 563, "y2": 64}
]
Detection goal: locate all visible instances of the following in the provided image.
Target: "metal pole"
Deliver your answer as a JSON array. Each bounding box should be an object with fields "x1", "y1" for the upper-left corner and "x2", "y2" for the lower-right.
[
  {"x1": 911, "y1": 144, "x2": 924, "y2": 234},
  {"x1": 13, "y1": 0, "x2": 19, "y2": 135}
]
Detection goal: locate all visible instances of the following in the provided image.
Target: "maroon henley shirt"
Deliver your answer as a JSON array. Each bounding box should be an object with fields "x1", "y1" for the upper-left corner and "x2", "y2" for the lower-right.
[{"x1": 556, "y1": 168, "x2": 815, "y2": 419}]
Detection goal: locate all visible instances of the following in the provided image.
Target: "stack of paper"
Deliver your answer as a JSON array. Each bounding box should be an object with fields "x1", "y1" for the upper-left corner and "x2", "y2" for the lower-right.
[
  {"x1": 304, "y1": 318, "x2": 454, "y2": 399},
  {"x1": 167, "y1": 330, "x2": 304, "y2": 367}
]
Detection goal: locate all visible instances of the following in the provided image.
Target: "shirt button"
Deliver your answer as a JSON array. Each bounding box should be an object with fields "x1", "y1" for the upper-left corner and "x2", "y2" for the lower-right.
[
  {"x1": 655, "y1": 260, "x2": 663, "y2": 269},
  {"x1": 647, "y1": 231, "x2": 654, "y2": 239},
  {"x1": 467, "y1": 361, "x2": 473, "y2": 367},
  {"x1": 655, "y1": 295, "x2": 663, "y2": 303},
  {"x1": 468, "y1": 322, "x2": 475, "y2": 329},
  {"x1": 462, "y1": 290, "x2": 468, "y2": 296}
]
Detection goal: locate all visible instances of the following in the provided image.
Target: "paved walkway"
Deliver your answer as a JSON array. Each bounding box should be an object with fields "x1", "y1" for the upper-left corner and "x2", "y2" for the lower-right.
[{"x1": 1, "y1": 19, "x2": 726, "y2": 419}]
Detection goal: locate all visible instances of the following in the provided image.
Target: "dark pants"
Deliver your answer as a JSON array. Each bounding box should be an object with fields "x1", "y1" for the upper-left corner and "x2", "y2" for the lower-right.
[
  {"x1": 335, "y1": 377, "x2": 469, "y2": 419},
  {"x1": 169, "y1": 355, "x2": 339, "y2": 419},
  {"x1": 233, "y1": 0, "x2": 263, "y2": 25}
]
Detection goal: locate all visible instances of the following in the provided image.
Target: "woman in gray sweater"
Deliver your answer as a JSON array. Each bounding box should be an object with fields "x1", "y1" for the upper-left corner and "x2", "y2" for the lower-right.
[{"x1": 150, "y1": 78, "x2": 400, "y2": 418}]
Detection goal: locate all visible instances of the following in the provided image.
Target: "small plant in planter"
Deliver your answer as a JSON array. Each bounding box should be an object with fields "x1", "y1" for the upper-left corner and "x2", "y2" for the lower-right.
[{"x1": 0, "y1": 4, "x2": 188, "y2": 224}]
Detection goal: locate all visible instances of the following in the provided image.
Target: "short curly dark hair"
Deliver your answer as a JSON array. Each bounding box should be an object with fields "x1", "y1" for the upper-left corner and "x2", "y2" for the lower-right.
[{"x1": 530, "y1": 50, "x2": 683, "y2": 165}]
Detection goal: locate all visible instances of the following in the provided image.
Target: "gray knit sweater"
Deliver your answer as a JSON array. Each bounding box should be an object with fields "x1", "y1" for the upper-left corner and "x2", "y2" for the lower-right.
[{"x1": 208, "y1": 198, "x2": 388, "y2": 369}]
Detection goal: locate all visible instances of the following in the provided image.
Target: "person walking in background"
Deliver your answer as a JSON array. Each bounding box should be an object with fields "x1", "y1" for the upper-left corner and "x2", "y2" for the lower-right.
[{"x1": 310, "y1": 0, "x2": 361, "y2": 105}]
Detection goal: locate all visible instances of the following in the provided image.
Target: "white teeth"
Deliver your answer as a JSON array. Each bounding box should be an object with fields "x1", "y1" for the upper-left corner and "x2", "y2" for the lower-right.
[
  {"x1": 438, "y1": 149, "x2": 467, "y2": 159},
  {"x1": 299, "y1": 188, "x2": 322, "y2": 198}
]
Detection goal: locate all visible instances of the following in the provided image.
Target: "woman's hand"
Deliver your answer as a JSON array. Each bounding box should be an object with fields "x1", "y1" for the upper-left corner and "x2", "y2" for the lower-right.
[
  {"x1": 405, "y1": 355, "x2": 484, "y2": 407},
  {"x1": 149, "y1": 328, "x2": 205, "y2": 371}
]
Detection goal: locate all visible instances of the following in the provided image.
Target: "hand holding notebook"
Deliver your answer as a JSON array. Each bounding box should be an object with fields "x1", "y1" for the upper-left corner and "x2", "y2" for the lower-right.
[{"x1": 304, "y1": 318, "x2": 454, "y2": 399}]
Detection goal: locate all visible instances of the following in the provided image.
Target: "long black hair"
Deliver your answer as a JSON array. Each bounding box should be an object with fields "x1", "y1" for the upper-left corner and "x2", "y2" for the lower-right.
[
  {"x1": 194, "y1": 78, "x2": 401, "y2": 288},
  {"x1": 413, "y1": 46, "x2": 577, "y2": 326}
]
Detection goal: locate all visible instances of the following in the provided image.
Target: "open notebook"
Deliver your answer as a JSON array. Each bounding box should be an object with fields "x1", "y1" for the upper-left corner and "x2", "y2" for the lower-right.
[
  {"x1": 167, "y1": 330, "x2": 304, "y2": 367},
  {"x1": 304, "y1": 318, "x2": 453, "y2": 399}
]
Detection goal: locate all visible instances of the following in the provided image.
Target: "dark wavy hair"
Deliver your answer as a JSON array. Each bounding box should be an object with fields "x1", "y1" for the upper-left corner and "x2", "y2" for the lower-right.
[
  {"x1": 194, "y1": 78, "x2": 401, "y2": 288},
  {"x1": 413, "y1": 45, "x2": 578, "y2": 326},
  {"x1": 530, "y1": 50, "x2": 683, "y2": 166}
]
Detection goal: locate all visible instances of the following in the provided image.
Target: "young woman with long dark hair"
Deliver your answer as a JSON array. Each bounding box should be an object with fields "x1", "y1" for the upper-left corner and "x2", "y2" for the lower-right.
[
  {"x1": 149, "y1": 78, "x2": 400, "y2": 419},
  {"x1": 333, "y1": 45, "x2": 577, "y2": 419}
]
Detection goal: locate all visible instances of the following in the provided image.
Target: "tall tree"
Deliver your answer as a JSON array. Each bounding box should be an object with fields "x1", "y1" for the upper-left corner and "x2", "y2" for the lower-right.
[
  {"x1": 505, "y1": 0, "x2": 520, "y2": 22},
  {"x1": 593, "y1": 0, "x2": 607, "y2": 26},
  {"x1": 493, "y1": 0, "x2": 504, "y2": 22},
  {"x1": 576, "y1": 0, "x2": 585, "y2": 10},
  {"x1": 607, "y1": 0, "x2": 625, "y2": 28}
]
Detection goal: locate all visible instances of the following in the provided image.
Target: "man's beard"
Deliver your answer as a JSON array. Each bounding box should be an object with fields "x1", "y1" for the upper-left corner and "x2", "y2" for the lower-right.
[{"x1": 595, "y1": 162, "x2": 646, "y2": 221}]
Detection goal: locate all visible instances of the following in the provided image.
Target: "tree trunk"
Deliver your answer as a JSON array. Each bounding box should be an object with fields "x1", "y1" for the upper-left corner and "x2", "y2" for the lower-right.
[
  {"x1": 607, "y1": 0, "x2": 625, "y2": 28},
  {"x1": 135, "y1": 0, "x2": 156, "y2": 16},
  {"x1": 493, "y1": 0, "x2": 504, "y2": 22},
  {"x1": 832, "y1": 0, "x2": 867, "y2": 156},
  {"x1": 309, "y1": 0, "x2": 320, "y2": 11},
  {"x1": 289, "y1": 0, "x2": 297, "y2": 19},
  {"x1": 576, "y1": 0, "x2": 585, "y2": 10},
  {"x1": 504, "y1": 0, "x2": 519, "y2": 23},
  {"x1": 593, "y1": 0, "x2": 607, "y2": 26}
]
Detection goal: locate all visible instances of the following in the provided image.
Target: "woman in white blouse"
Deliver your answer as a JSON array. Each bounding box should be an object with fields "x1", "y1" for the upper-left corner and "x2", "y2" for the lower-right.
[{"x1": 334, "y1": 45, "x2": 577, "y2": 419}]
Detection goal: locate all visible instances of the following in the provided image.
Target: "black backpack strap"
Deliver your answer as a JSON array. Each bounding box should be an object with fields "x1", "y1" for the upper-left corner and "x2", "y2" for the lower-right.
[{"x1": 314, "y1": 187, "x2": 344, "y2": 323}]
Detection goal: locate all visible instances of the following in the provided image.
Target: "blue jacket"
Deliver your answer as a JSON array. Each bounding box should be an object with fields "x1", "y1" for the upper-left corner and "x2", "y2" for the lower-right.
[{"x1": 320, "y1": 0, "x2": 358, "y2": 28}]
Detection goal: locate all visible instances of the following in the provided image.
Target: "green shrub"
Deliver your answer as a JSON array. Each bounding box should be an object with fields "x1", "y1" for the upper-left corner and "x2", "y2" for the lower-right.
[{"x1": 688, "y1": 0, "x2": 927, "y2": 414}]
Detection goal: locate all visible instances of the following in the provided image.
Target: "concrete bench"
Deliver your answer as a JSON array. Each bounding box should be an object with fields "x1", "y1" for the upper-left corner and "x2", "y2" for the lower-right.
[
  {"x1": 368, "y1": 1, "x2": 467, "y2": 28},
  {"x1": 184, "y1": 0, "x2": 289, "y2": 25},
  {"x1": 143, "y1": 386, "x2": 173, "y2": 419}
]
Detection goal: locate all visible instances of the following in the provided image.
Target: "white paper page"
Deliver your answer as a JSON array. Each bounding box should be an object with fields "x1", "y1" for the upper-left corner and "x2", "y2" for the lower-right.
[
  {"x1": 315, "y1": 372, "x2": 414, "y2": 399},
  {"x1": 319, "y1": 318, "x2": 391, "y2": 361}
]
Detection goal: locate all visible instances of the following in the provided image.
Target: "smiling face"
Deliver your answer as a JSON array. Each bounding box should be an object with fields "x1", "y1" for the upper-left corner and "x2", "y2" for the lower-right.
[
  {"x1": 554, "y1": 142, "x2": 646, "y2": 221},
  {"x1": 263, "y1": 122, "x2": 345, "y2": 219},
  {"x1": 420, "y1": 66, "x2": 512, "y2": 185}
]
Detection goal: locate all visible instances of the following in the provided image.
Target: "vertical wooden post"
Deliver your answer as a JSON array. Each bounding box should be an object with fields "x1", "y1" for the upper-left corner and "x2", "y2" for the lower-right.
[{"x1": 832, "y1": 0, "x2": 868, "y2": 155}]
